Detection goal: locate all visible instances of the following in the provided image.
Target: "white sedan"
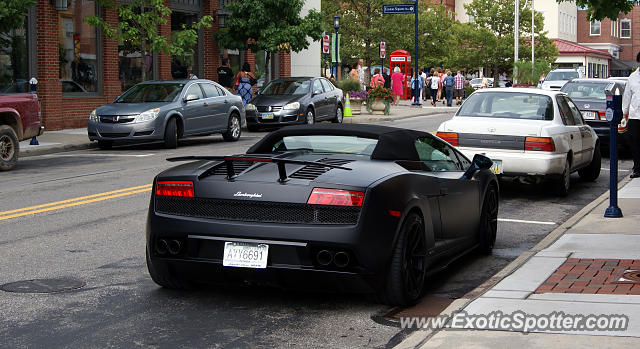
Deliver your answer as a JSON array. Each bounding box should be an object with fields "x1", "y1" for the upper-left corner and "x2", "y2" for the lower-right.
[{"x1": 436, "y1": 88, "x2": 601, "y2": 196}]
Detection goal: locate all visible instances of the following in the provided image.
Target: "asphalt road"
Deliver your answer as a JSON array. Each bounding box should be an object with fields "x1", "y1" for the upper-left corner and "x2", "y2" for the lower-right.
[{"x1": 0, "y1": 113, "x2": 633, "y2": 348}]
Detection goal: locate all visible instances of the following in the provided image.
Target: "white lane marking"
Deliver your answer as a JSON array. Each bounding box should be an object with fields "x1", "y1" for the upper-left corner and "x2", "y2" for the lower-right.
[
  {"x1": 43, "y1": 153, "x2": 156, "y2": 158},
  {"x1": 601, "y1": 168, "x2": 630, "y2": 172},
  {"x1": 498, "y1": 218, "x2": 557, "y2": 225}
]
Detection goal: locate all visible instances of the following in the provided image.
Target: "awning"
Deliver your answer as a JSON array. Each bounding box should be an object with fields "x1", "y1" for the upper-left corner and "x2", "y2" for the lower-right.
[{"x1": 610, "y1": 58, "x2": 635, "y2": 71}]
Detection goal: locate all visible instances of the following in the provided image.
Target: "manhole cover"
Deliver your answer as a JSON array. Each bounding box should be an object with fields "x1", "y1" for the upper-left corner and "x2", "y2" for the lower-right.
[{"x1": 0, "y1": 278, "x2": 85, "y2": 293}]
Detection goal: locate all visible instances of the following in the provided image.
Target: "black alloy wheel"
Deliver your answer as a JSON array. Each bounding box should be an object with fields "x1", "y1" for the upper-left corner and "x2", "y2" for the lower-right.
[{"x1": 478, "y1": 184, "x2": 499, "y2": 255}]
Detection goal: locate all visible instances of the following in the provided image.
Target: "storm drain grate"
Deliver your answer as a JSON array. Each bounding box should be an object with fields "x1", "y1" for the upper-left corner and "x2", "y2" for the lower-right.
[{"x1": 0, "y1": 278, "x2": 85, "y2": 294}]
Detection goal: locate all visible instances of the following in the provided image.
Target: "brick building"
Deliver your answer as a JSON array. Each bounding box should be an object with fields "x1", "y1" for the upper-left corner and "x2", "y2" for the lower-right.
[
  {"x1": 577, "y1": 4, "x2": 639, "y2": 76},
  {"x1": 0, "y1": 0, "x2": 318, "y2": 130}
]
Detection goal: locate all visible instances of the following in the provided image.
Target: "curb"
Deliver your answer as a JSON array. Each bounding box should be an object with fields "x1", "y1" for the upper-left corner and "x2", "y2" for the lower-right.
[
  {"x1": 394, "y1": 174, "x2": 633, "y2": 349},
  {"x1": 345, "y1": 109, "x2": 455, "y2": 124},
  {"x1": 20, "y1": 142, "x2": 97, "y2": 158}
]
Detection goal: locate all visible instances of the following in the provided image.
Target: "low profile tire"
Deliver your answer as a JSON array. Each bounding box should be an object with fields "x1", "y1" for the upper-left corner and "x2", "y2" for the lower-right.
[
  {"x1": 247, "y1": 124, "x2": 260, "y2": 132},
  {"x1": 332, "y1": 105, "x2": 343, "y2": 123},
  {"x1": 164, "y1": 117, "x2": 178, "y2": 149},
  {"x1": 146, "y1": 249, "x2": 193, "y2": 290},
  {"x1": 478, "y1": 184, "x2": 499, "y2": 255},
  {"x1": 552, "y1": 157, "x2": 571, "y2": 197},
  {"x1": 380, "y1": 212, "x2": 427, "y2": 306},
  {"x1": 305, "y1": 109, "x2": 315, "y2": 125},
  {"x1": 0, "y1": 125, "x2": 19, "y2": 171},
  {"x1": 97, "y1": 140, "x2": 113, "y2": 150},
  {"x1": 222, "y1": 113, "x2": 241, "y2": 142},
  {"x1": 579, "y1": 143, "x2": 601, "y2": 182}
]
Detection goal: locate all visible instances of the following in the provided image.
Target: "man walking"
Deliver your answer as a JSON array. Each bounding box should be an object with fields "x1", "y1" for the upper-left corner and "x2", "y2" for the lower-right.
[
  {"x1": 217, "y1": 58, "x2": 234, "y2": 91},
  {"x1": 454, "y1": 71, "x2": 465, "y2": 105},
  {"x1": 443, "y1": 71, "x2": 455, "y2": 107},
  {"x1": 622, "y1": 51, "x2": 640, "y2": 178}
]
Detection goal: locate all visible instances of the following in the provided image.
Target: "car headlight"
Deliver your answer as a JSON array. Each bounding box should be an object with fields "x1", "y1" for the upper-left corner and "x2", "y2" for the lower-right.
[
  {"x1": 134, "y1": 108, "x2": 160, "y2": 123},
  {"x1": 89, "y1": 109, "x2": 98, "y2": 122},
  {"x1": 246, "y1": 103, "x2": 257, "y2": 111},
  {"x1": 283, "y1": 102, "x2": 300, "y2": 110}
]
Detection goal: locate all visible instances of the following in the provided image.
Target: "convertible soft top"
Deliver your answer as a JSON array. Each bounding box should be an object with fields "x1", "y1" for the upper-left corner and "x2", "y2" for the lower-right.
[{"x1": 246, "y1": 124, "x2": 432, "y2": 161}]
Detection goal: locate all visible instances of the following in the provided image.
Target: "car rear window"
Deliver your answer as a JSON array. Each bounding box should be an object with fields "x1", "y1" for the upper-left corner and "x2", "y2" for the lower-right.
[
  {"x1": 546, "y1": 71, "x2": 579, "y2": 81},
  {"x1": 271, "y1": 135, "x2": 378, "y2": 156},
  {"x1": 561, "y1": 82, "x2": 609, "y2": 100},
  {"x1": 457, "y1": 92, "x2": 554, "y2": 120},
  {"x1": 117, "y1": 83, "x2": 184, "y2": 103}
]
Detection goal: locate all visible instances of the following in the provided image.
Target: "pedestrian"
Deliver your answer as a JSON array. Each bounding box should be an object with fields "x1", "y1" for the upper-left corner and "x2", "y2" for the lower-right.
[
  {"x1": 391, "y1": 66, "x2": 404, "y2": 106},
  {"x1": 454, "y1": 70, "x2": 465, "y2": 105},
  {"x1": 436, "y1": 68, "x2": 443, "y2": 103},
  {"x1": 443, "y1": 71, "x2": 455, "y2": 107},
  {"x1": 217, "y1": 58, "x2": 234, "y2": 92},
  {"x1": 622, "y1": 51, "x2": 640, "y2": 178},
  {"x1": 234, "y1": 62, "x2": 255, "y2": 107},
  {"x1": 349, "y1": 62, "x2": 359, "y2": 84},
  {"x1": 370, "y1": 68, "x2": 385, "y2": 88},
  {"x1": 421, "y1": 68, "x2": 428, "y2": 101},
  {"x1": 382, "y1": 68, "x2": 391, "y2": 89},
  {"x1": 187, "y1": 65, "x2": 198, "y2": 79},
  {"x1": 357, "y1": 59, "x2": 366, "y2": 90},
  {"x1": 481, "y1": 74, "x2": 489, "y2": 88},
  {"x1": 411, "y1": 70, "x2": 423, "y2": 102},
  {"x1": 429, "y1": 71, "x2": 440, "y2": 107}
]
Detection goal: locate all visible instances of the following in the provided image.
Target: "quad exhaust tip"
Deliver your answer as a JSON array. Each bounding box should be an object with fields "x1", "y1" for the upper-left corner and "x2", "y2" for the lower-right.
[
  {"x1": 333, "y1": 252, "x2": 350, "y2": 268},
  {"x1": 316, "y1": 250, "x2": 350, "y2": 268},
  {"x1": 167, "y1": 239, "x2": 182, "y2": 255},
  {"x1": 155, "y1": 238, "x2": 183, "y2": 255},
  {"x1": 317, "y1": 250, "x2": 333, "y2": 266},
  {"x1": 155, "y1": 239, "x2": 169, "y2": 255}
]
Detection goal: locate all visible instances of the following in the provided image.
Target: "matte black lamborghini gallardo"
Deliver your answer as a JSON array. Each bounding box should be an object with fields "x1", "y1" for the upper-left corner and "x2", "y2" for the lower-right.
[{"x1": 146, "y1": 124, "x2": 499, "y2": 305}]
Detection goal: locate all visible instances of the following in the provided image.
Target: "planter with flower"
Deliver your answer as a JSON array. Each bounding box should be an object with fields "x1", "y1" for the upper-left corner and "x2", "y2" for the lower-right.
[
  {"x1": 366, "y1": 86, "x2": 394, "y2": 115},
  {"x1": 345, "y1": 90, "x2": 367, "y2": 115}
]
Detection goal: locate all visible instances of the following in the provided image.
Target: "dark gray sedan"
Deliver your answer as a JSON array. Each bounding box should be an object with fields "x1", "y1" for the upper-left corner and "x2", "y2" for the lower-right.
[
  {"x1": 245, "y1": 77, "x2": 344, "y2": 131},
  {"x1": 561, "y1": 78, "x2": 627, "y2": 149},
  {"x1": 88, "y1": 80, "x2": 244, "y2": 149}
]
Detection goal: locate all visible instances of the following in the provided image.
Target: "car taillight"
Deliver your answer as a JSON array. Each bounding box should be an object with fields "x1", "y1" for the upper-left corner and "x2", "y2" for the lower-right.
[
  {"x1": 155, "y1": 181, "x2": 194, "y2": 197},
  {"x1": 436, "y1": 132, "x2": 459, "y2": 146},
  {"x1": 598, "y1": 111, "x2": 606, "y2": 120},
  {"x1": 307, "y1": 188, "x2": 364, "y2": 207},
  {"x1": 525, "y1": 137, "x2": 555, "y2": 152}
]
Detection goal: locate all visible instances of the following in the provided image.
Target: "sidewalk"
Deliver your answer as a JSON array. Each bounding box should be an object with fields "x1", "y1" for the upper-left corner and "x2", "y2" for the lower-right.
[
  {"x1": 19, "y1": 99, "x2": 456, "y2": 157},
  {"x1": 397, "y1": 177, "x2": 640, "y2": 348}
]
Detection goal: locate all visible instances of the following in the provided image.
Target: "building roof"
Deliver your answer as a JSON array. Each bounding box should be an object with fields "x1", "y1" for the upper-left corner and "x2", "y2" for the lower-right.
[{"x1": 553, "y1": 39, "x2": 612, "y2": 59}]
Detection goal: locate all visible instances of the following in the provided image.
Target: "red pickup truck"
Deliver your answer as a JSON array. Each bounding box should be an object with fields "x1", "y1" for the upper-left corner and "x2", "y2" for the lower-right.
[{"x1": 0, "y1": 93, "x2": 43, "y2": 170}]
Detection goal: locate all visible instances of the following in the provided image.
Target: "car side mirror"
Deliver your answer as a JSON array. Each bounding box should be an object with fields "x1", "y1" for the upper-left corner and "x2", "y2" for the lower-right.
[
  {"x1": 113, "y1": 95, "x2": 120, "y2": 102},
  {"x1": 313, "y1": 89, "x2": 323, "y2": 96},
  {"x1": 184, "y1": 94, "x2": 199, "y2": 103},
  {"x1": 461, "y1": 154, "x2": 493, "y2": 179}
]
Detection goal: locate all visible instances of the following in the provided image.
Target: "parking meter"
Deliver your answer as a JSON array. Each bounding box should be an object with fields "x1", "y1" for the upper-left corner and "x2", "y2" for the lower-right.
[
  {"x1": 29, "y1": 77, "x2": 38, "y2": 94},
  {"x1": 604, "y1": 83, "x2": 623, "y2": 218}
]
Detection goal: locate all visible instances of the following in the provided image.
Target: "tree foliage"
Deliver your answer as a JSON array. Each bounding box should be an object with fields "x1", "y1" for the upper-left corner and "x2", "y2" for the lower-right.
[
  {"x1": 214, "y1": 0, "x2": 323, "y2": 80},
  {"x1": 559, "y1": 0, "x2": 633, "y2": 21},
  {"x1": 85, "y1": 0, "x2": 212, "y2": 79},
  {"x1": 462, "y1": 0, "x2": 558, "y2": 80},
  {"x1": 0, "y1": 0, "x2": 36, "y2": 34}
]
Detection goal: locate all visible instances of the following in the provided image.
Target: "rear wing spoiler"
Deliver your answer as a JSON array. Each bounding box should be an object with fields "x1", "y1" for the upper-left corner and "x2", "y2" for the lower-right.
[{"x1": 167, "y1": 155, "x2": 351, "y2": 182}]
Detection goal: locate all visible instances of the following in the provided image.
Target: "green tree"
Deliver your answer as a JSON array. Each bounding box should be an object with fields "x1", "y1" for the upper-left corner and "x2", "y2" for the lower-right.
[
  {"x1": 0, "y1": 0, "x2": 36, "y2": 34},
  {"x1": 85, "y1": 0, "x2": 212, "y2": 81},
  {"x1": 214, "y1": 0, "x2": 323, "y2": 82},
  {"x1": 558, "y1": 0, "x2": 633, "y2": 21},
  {"x1": 463, "y1": 0, "x2": 558, "y2": 81}
]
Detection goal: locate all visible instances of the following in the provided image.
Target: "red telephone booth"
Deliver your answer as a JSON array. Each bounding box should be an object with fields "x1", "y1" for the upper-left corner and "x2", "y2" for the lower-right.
[{"x1": 389, "y1": 50, "x2": 412, "y2": 100}]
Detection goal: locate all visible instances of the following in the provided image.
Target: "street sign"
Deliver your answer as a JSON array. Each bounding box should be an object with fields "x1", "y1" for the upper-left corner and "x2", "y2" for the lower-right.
[
  {"x1": 322, "y1": 33, "x2": 330, "y2": 55},
  {"x1": 382, "y1": 4, "x2": 416, "y2": 14},
  {"x1": 380, "y1": 41, "x2": 386, "y2": 59}
]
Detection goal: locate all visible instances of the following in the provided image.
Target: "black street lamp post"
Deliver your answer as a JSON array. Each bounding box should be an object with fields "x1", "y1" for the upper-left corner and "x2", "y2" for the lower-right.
[{"x1": 333, "y1": 15, "x2": 340, "y2": 79}]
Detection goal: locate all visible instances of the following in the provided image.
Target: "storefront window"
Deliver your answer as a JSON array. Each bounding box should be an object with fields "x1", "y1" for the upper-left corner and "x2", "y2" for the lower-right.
[
  {"x1": 171, "y1": 11, "x2": 199, "y2": 79},
  {"x1": 0, "y1": 16, "x2": 29, "y2": 93},
  {"x1": 59, "y1": 0, "x2": 99, "y2": 94}
]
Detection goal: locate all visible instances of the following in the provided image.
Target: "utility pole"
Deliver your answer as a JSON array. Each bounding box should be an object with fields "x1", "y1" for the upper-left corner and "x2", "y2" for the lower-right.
[
  {"x1": 532, "y1": 0, "x2": 535, "y2": 70},
  {"x1": 514, "y1": 0, "x2": 519, "y2": 84}
]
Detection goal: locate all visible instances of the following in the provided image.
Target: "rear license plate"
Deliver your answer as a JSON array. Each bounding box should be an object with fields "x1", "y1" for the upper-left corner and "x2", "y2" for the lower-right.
[
  {"x1": 260, "y1": 112, "x2": 274, "y2": 120},
  {"x1": 581, "y1": 111, "x2": 597, "y2": 120},
  {"x1": 490, "y1": 160, "x2": 503, "y2": 174},
  {"x1": 223, "y1": 242, "x2": 269, "y2": 268}
]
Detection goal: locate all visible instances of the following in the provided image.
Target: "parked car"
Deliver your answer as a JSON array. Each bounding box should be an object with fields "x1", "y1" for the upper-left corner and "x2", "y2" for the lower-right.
[
  {"x1": 540, "y1": 68, "x2": 582, "y2": 91},
  {"x1": 608, "y1": 76, "x2": 629, "y2": 82},
  {"x1": 470, "y1": 78, "x2": 494, "y2": 89},
  {"x1": 146, "y1": 124, "x2": 498, "y2": 305},
  {"x1": 560, "y1": 78, "x2": 628, "y2": 150},
  {"x1": 88, "y1": 80, "x2": 244, "y2": 149},
  {"x1": 436, "y1": 88, "x2": 600, "y2": 196},
  {"x1": 0, "y1": 92, "x2": 44, "y2": 170},
  {"x1": 245, "y1": 77, "x2": 344, "y2": 131}
]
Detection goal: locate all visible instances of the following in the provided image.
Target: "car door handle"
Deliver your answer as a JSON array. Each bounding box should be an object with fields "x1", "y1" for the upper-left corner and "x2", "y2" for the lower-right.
[{"x1": 224, "y1": 99, "x2": 229, "y2": 103}]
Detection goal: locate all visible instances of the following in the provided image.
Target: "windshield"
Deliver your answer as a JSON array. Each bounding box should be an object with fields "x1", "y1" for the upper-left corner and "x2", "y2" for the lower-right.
[
  {"x1": 116, "y1": 83, "x2": 184, "y2": 103},
  {"x1": 561, "y1": 82, "x2": 610, "y2": 100},
  {"x1": 546, "y1": 71, "x2": 579, "y2": 81},
  {"x1": 270, "y1": 135, "x2": 378, "y2": 156},
  {"x1": 458, "y1": 92, "x2": 554, "y2": 120},
  {"x1": 260, "y1": 80, "x2": 311, "y2": 95}
]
